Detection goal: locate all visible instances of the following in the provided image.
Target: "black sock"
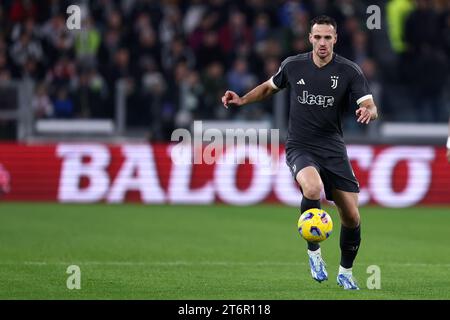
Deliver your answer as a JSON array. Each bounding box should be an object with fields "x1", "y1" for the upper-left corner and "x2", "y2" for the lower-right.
[
  {"x1": 301, "y1": 196, "x2": 321, "y2": 251},
  {"x1": 340, "y1": 224, "x2": 361, "y2": 268},
  {"x1": 307, "y1": 242, "x2": 320, "y2": 251},
  {"x1": 301, "y1": 196, "x2": 321, "y2": 213}
]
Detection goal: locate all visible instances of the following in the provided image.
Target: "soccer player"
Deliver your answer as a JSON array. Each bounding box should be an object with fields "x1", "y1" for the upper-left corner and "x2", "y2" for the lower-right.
[{"x1": 221, "y1": 15, "x2": 378, "y2": 290}]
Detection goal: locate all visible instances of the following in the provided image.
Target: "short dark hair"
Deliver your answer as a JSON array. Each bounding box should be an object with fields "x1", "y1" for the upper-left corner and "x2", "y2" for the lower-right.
[{"x1": 310, "y1": 15, "x2": 337, "y2": 32}]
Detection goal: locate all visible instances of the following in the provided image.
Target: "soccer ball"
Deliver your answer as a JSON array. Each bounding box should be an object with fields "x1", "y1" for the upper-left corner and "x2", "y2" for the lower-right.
[{"x1": 297, "y1": 208, "x2": 333, "y2": 243}]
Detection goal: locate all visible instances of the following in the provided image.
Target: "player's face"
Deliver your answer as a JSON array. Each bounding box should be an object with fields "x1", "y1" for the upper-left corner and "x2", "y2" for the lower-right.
[{"x1": 309, "y1": 24, "x2": 337, "y2": 59}]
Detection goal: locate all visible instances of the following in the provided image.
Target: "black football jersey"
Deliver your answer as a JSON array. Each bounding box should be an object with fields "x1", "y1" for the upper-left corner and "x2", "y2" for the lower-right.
[{"x1": 270, "y1": 51, "x2": 372, "y2": 157}]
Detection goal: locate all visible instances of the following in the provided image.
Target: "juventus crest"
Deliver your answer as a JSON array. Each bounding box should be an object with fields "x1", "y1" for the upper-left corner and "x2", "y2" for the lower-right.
[{"x1": 331, "y1": 76, "x2": 339, "y2": 89}]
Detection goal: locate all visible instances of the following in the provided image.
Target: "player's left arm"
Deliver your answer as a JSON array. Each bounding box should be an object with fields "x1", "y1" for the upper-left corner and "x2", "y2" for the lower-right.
[
  {"x1": 356, "y1": 98, "x2": 378, "y2": 124},
  {"x1": 349, "y1": 64, "x2": 378, "y2": 125}
]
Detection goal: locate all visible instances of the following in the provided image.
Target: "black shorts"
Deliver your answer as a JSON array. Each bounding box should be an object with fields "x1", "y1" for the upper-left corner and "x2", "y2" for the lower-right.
[{"x1": 285, "y1": 147, "x2": 360, "y2": 201}]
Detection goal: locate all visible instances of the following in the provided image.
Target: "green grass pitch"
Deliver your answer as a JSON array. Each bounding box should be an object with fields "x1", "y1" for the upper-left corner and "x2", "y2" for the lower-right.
[{"x1": 0, "y1": 202, "x2": 449, "y2": 299}]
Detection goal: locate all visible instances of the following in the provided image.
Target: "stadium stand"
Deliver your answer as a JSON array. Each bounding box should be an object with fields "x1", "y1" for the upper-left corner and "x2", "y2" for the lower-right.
[{"x1": 0, "y1": 0, "x2": 448, "y2": 142}]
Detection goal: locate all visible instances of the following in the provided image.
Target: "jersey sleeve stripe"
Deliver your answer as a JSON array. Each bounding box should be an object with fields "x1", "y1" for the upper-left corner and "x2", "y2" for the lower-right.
[
  {"x1": 279, "y1": 54, "x2": 308, "y2": 71},
  {"x1": 335, "y1": 56, "x2": 363, "y2": 75},
  {"x1": 356, "y1": 94, "x2": 373, "y2": 105},
  {"x1": 269, "y1": 76, "x2": 279, "y2": 90}
]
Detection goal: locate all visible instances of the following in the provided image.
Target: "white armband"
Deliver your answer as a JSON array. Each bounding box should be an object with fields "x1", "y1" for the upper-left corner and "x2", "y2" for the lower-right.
[{"x1": 447, "y1": 137, "x2": 450, "y2": 149}]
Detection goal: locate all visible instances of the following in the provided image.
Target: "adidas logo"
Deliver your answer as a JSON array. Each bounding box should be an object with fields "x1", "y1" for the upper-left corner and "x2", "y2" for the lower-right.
[{"x1": 296, "y1": 79, "x2": 306, "y2": 85}]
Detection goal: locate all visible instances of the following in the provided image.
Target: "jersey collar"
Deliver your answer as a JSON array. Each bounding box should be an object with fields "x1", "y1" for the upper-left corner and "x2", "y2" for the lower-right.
[{"x1": 309, "y1": 51, "x2": 336, "y2": 69}]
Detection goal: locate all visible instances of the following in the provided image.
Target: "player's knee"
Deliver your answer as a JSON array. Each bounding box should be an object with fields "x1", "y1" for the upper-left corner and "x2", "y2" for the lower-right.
[
  {"x1": 341, "y1": 209, "x2": 360, "y2": 228},
  {"x1": 301, "y1": 181, "x2": 323, "y2": 199}
]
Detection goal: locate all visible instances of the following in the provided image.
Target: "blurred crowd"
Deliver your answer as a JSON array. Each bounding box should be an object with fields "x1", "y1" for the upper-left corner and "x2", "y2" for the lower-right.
[{"x1": 0, "y1": 0, "x2": 449, "y2": 141}]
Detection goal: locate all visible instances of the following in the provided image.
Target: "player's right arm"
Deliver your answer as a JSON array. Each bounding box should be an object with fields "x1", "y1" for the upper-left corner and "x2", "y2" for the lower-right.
[{"x1": 221, "y1": 80, "x2": 278, "y2": 109}]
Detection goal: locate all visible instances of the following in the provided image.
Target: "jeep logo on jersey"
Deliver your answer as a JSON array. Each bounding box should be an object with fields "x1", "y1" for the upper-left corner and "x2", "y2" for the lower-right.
[{"x1": 297, "y1": 91, "x2": 334, "y2": 108}]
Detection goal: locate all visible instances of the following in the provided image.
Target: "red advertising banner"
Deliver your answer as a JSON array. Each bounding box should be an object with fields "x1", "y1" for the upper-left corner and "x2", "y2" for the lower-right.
[{"x1": 0, "y1": 143, "x2": 449, "y2": 207}]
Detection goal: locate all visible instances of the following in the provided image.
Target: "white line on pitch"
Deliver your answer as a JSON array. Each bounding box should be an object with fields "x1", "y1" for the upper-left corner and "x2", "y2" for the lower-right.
[{"x1": 0, "y1": 261, "x2": 448, "y2": 268}]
